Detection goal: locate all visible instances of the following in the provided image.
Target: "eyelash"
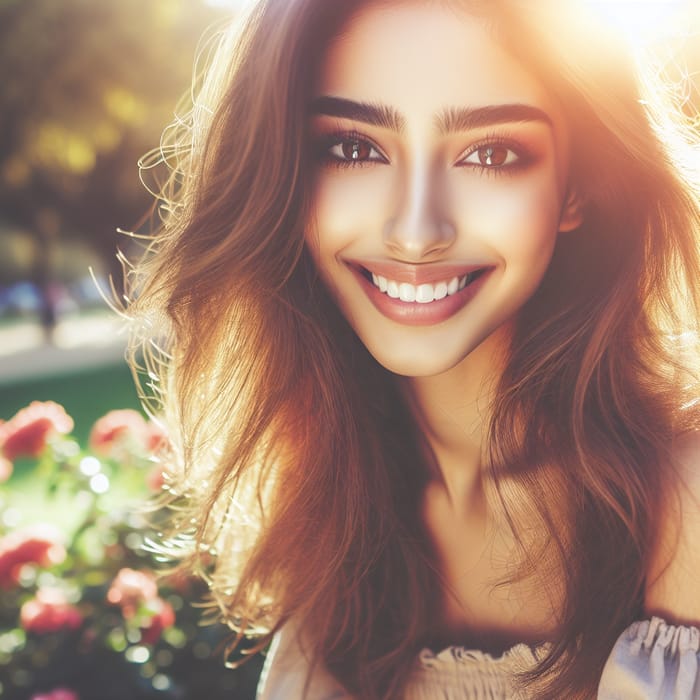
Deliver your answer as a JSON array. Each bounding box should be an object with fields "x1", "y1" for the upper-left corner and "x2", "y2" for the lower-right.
[{"x1": 314, "y1": 130, "x2": 533, "y2": 174}]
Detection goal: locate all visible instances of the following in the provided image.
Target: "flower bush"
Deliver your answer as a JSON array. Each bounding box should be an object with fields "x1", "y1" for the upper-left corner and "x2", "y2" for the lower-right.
[
  {"x1": 0, "y1": 526, "x2": 66, "y2": 589},
  {"x1": 20, "y1": 588, "x2": 83, "y2": 634},
  {"x1": 31, "y1": 689, "x2": 79, "y2": 700},
  {"x1": 0, "y1": 403, "x2": 263, "y2": 700},
  {"x1": 0, "y1": 402, "x2": 73, "y2": 461}
]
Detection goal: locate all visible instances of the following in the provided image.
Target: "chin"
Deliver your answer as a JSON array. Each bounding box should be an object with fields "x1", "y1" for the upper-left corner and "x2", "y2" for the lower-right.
[
  {"x1": 353, "y1": 317, "x2": 511, "y2": 378},
  {"x1": 362, "y1": 341, "x2": 476, "y2": 378}
]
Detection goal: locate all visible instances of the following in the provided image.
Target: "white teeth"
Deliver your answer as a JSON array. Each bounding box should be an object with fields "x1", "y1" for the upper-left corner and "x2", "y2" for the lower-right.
[
  {"x1": 398, "y1": 283, "x2": 416, "y2": 302},
  {"x1": 367, "y1": 270, "x2": 482, "y2": 303},
  {"x1": 416, "y1": 284, "x2": 434, "y2": 303}
]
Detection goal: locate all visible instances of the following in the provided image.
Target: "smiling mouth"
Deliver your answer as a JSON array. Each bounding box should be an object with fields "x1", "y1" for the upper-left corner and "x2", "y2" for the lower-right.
[{"x1": 357, "y1": 266, "x2": 489, "y2": 303}]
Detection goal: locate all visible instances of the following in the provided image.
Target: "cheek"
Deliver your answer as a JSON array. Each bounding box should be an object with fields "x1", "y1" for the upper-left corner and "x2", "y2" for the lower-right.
[
  {"x1": 307, "y1": 171, "x2": 389, "y2": 260},
  {"x1": 452, "y1": 170, "x2": 563, "y2": 260}
]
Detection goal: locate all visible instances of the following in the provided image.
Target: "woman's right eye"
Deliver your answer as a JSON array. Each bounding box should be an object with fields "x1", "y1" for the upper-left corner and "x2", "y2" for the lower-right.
[{"x1": 317, "y1": 133, "x2": 387, "y2": 168}]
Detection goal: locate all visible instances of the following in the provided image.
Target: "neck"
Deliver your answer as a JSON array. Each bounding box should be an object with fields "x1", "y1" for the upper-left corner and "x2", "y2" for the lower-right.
[{"x1": 402, "y1": 324, "x2": 510, "y2": 518}]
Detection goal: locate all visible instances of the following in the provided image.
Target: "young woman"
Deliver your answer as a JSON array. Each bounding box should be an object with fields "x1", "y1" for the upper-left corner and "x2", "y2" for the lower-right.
[{"x1": 128, "y1": 0, "x2": 700, "y2": 697}]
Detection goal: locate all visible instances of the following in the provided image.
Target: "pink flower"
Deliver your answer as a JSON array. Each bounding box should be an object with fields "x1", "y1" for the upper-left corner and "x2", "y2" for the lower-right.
[
  {"x1": 145, "y1": 420, "x2": 169, "y2": 453},
  {"x1": 0, "y1": 402, "x2": 73, "y2": 461},
  {"x1": 0, "y1": 455, "x2": 12, "y2": 482},
  {"x1": 88, "y1": 409, "x2": 149, "y2": 457},
  {"x1": 146, "y1": 463, "x2": 171, "y2": 492},
  {"x1": 107, "y1": 568, "x2": 158, "y2": 617},
  {"x1": 0, "y1": 420, "x2": 10, "y2": 481},
  {"x1": 31, "y1": 688, "x2": 79, "y2": 700},
  {"x1": 0, "y1": 526, "x2": 66, "y2": 589},
  {"x1": 107, "y1": 568, "x2": 175, "y2": 643},
  {"x1": 138, "y1": 595, "x2": 176, "y2": 644},
  {"x1": 20, "y1": 588, "x2": 83, "y2": 634}
]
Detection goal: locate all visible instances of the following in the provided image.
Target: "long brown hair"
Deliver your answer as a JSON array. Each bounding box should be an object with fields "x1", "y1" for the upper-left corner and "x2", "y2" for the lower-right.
[{"x1": 126, "y1": 1, "x2": 700, "y2": 697}]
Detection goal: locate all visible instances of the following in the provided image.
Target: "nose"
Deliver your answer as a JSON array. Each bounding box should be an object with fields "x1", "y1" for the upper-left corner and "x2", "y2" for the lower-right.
[{"x1": 383, "y1": 163, "x2": 456, "y2": 260}]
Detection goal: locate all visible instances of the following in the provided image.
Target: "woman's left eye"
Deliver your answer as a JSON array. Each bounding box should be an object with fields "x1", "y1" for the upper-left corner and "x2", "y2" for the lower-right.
[{"x1": 458, "y1": 144, "x2": 521, "y2": 169}]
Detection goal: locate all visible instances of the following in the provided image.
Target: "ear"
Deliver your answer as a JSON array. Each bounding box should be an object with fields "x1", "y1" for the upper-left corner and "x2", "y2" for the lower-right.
[{"x1": 558, "y1": 187, "x2": 584, "y2": 233}]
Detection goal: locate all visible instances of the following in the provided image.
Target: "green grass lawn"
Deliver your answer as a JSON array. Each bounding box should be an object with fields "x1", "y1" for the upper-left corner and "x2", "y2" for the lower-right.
[{"x1": 1, "y1": 362, "x2": 142, "y2": 446}]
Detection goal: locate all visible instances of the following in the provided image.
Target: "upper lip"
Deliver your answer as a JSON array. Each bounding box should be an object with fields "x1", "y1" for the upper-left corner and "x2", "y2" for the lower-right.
[{"x1": 347, "y1": 259, "x2": 492, "y2": 285}]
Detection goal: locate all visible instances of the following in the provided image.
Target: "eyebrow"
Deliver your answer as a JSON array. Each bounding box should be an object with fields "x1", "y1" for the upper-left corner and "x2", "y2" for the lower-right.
[
  {"x1": 310, "y1": 96, "x2": 405, "y2": 132},
  {"x1": 437, "y1": 104, "x2": 553, "y2": 134},
  {"x1": 310, "y1": 96, "x2": 553, "y2": 134}
]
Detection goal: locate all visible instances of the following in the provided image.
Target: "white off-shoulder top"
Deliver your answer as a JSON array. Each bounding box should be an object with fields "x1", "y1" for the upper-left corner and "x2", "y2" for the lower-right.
[{"x1": 256, "y1": 617, "x2": 700, "y2": 699}]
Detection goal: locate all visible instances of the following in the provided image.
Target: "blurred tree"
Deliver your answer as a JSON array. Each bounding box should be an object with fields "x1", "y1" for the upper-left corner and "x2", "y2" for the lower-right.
[{"x1": 0, "y1": 0, "x2": 226, "y2": 330}]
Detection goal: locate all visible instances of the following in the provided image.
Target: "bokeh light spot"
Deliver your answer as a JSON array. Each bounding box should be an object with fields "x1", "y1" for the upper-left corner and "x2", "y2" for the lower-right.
[
  {"x1": 126, "y1": 645, "x2": 150, "y2": 664},
  {"x1": 90, "y1": 473, "x2": 110, "y2": 494},
  {"x1": 152, "y1": 674, "x2": 171, "y2": 691},
  {"x1": 80, "y1": 456, "x2": 101, "y2": 476}
]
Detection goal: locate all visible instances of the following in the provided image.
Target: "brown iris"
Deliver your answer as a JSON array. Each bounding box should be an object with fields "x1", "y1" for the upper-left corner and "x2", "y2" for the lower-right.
[
  {"x1": 478, "y1": 145, "x2": 509, "y2": 166},
  {"x1": 341, "y1": 139, "x2": 372, "y2": 161}
]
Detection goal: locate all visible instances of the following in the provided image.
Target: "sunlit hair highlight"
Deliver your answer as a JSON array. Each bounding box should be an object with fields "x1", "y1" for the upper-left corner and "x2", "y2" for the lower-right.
[{"x1": 125, "y1": 1, "x2": 700, "y2": 698}]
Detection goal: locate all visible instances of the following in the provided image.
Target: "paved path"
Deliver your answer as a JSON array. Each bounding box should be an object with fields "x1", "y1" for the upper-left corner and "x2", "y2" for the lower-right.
[{"x1": 0, "y1": 313, "x2": 128, "y2": 386}]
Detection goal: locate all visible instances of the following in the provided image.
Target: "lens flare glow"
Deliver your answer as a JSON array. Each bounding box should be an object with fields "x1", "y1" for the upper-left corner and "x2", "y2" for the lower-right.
[{"x1": 586, "y1": 0, "x2": 692, "y2": 49}]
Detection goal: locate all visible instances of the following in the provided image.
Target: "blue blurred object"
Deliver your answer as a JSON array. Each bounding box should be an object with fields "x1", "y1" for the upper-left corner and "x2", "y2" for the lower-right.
[
  {"x1": 0, "y1": 282, "x2": 43, "y2": 317},
  {"x1": 0, "y1": 275, "x2": 111, "y2": 321}
]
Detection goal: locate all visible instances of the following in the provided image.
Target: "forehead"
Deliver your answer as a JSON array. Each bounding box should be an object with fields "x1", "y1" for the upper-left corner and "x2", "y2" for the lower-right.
[{"x1": 315, "y1": 1, "x2": 561, "y2": 126}]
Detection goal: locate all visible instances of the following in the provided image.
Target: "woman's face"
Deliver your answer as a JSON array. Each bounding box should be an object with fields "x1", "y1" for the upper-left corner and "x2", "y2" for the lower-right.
[{"x1": 306, "y1": 0, "x2": 581, "y2": 377}]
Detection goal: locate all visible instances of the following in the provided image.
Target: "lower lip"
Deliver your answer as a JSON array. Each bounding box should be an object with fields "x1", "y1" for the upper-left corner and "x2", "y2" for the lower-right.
[{"x1": 350, "y1": 266, "x2": 492, "y2": 327}]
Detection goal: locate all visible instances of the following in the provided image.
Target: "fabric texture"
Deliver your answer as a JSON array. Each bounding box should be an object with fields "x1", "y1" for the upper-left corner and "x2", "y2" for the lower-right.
[
  {"x1": 402, "y1": 644, "x2": 541, "y2": 700},
  {"x1": 598, "y1": 617, "x2": 700, "y2": 699},
  {"x1": 256, "y1": 617, "x2": 700, "y2": 699}
]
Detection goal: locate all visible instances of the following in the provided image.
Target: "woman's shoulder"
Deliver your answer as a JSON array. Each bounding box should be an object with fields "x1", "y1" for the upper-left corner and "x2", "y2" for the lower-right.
[
  {"x1": 644, "y1": 429, "x2": 700, "y2": 627},
  {"x1": 599, "y1": 616, "x2": 700, "y2": 699}
]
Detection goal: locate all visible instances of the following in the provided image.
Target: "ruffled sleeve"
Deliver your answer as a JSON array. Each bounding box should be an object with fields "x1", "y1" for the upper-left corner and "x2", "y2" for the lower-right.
[{"x1": 598, "y1": 617, "x2": 700, "y2": 699}]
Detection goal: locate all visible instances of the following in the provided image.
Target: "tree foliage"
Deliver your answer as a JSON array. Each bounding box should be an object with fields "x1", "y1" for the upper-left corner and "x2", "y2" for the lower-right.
[{"x1": 0, "y1": 0, "x2": 225, "y2": 290}]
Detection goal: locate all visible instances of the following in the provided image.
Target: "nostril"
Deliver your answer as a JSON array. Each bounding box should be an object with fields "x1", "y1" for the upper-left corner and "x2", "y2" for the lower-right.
[{"x1": 382, "y1": 224, "x2": 457, "y2": 260}]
